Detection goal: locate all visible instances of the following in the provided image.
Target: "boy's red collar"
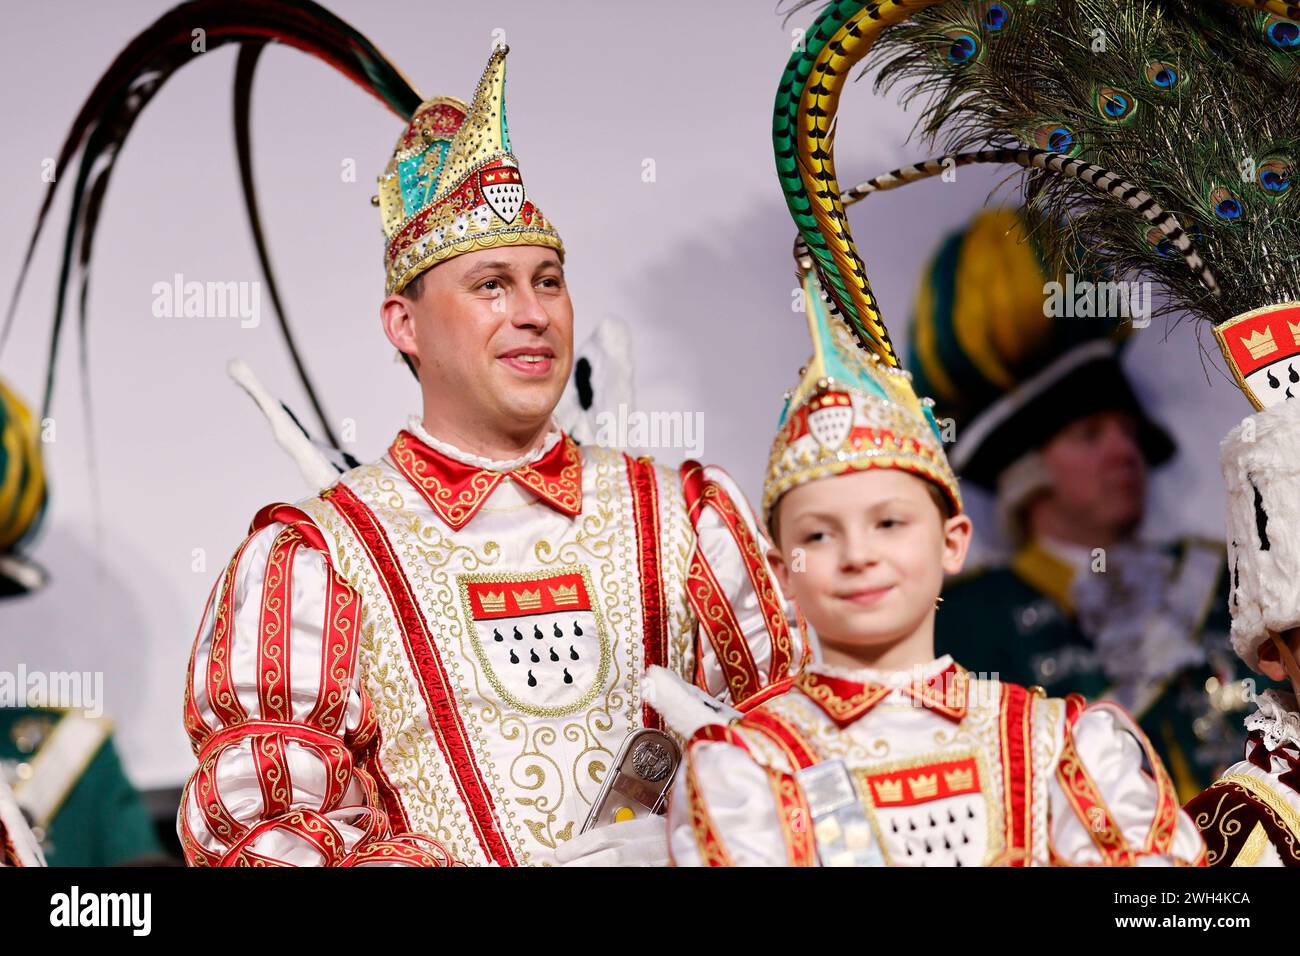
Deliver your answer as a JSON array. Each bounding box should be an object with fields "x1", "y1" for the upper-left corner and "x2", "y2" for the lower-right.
[{"x1": 795, "y1": 661, "x2": 969, "y2": 727}]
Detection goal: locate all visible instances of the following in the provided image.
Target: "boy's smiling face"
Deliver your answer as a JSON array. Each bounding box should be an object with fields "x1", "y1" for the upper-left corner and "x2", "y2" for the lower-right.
[{"x1": 769, "y1": 468, "x2": 971, "y2": 669}]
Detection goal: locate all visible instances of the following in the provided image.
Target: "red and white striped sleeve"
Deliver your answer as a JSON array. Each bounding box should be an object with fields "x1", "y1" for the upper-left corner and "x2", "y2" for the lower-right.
[
  {"x1": 1047, "y1": 696, "x2": 1206, "y2": 867},
  {"x1": 678, "y1": 462, "x2": 808, "y2": 709},
  {"x1": 178, "y1": 503, "x2": 459, "y2": 867}
]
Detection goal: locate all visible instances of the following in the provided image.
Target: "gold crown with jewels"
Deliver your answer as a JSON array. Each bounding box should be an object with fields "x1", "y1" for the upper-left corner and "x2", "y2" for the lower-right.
[
  {"x1": 377, "y1": 46, "x2": 563, "y2": 295},
  {"x1": 762, "y1": 270, "x2": 963, "y2": 532}
]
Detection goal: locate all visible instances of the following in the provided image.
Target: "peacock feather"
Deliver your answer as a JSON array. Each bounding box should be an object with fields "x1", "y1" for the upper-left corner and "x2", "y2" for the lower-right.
[
  {"x1": 777, "y1": 0, "x2": 1300, "y2": 405},
  {"x1": 869, "y1": 1, "x2": 1299, "y2": 321}
]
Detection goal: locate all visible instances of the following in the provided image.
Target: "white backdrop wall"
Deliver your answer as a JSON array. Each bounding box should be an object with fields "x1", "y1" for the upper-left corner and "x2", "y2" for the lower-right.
[{"x1": 0, "y1": 0, "x2": 1250, "y2": 788}]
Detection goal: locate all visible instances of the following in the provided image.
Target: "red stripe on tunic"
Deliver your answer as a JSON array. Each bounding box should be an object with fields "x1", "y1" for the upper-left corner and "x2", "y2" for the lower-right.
[
  {"x1": 305, "y1": 565, "x2": 362, "y2": 734},
  {"x1": 206, "y1": 533, "x2": 258, "y2": 728},
  {"x1": 625, "y1": 454, "x2": 667, "y2": 730},
  {"x1": 998, "y1": 683, "x2": 1034, "y2": 865},
  {"x1": 682, "y1": 463, "x2": 794, "y2": 682},
  {"x1": 324, "y1": 483, "x2": 517, "y2": 866},
  {"x1": 740, "y1": 708, "x2": 819, "y2": 770}
]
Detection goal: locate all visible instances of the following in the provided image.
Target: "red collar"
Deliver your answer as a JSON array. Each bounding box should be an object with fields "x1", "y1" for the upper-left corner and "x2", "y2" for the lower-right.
[
  {"x1": 389, "y1": 429, "x2": 583, "y2": 531},
  {"x1": 795, "y1": 662, "x2": 969, "y2": 727}
]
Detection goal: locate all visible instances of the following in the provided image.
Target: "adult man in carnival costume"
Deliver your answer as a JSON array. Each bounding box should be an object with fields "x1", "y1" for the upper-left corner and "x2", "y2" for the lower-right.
[
  {"x1": 908, "y1": 208, "x2": 1255, "y2": 800},
  {"x1": 177, "y1": 41, "x2": 805, "y2": 870},
  {"x1": 4, "y1": 2, "x2": 803, "y2": 867}
]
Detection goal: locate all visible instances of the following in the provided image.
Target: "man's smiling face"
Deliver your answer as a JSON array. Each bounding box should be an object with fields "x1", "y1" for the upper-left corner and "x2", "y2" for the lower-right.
[{"x1": 386, "y1": 245, "x2": 574, "y2": 442}]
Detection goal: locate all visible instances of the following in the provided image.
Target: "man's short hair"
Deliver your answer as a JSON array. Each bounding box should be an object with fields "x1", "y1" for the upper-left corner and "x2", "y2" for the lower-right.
[
  {"x1": 402, "y1": 270, "x2": 428, "y2": 301},
  {"x1": 395, "y1": 269, "x2": 431, "y2": 380}
]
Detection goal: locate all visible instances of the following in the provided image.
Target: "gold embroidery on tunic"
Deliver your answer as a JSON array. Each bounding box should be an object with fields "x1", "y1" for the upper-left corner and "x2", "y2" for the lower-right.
[{"x1": 301, "y1": 448, "x2": 700, "y2": 863}]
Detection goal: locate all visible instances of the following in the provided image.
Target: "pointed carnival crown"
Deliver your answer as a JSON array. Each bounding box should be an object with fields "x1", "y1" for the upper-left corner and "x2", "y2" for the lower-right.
[
  {"x1": 762, "y1": 269, "x2": 962, "y2": 532},
  {"x1": 378, "y1": 46, "x2": 563, "y2": 295}
]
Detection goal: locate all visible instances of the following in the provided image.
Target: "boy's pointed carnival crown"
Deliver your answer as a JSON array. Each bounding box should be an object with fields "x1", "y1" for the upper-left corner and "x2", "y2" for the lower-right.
[
  {"x1": 762, "y1": 269, "x2": 963, "y2": 532},
  {"x1": 378, "y1": 46, "x2": 563, "y2": 295}
]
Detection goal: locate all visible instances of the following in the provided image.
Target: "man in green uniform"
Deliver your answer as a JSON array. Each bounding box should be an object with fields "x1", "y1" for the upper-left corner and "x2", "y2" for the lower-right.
[
  {"x1": 908, "y1": 209, "x2": 1259, "y2": 802},
  {"x1": 0, "y1": 707, "x2": 165, "y2": 866},
  {"x1": 1, "y1": 383, "x2": 166, "y2": 865}
]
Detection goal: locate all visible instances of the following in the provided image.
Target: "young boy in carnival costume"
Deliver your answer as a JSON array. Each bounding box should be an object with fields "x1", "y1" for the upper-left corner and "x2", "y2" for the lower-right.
[{"x1": 660, "y1": 270, "x2": 1206, "y2": 867}]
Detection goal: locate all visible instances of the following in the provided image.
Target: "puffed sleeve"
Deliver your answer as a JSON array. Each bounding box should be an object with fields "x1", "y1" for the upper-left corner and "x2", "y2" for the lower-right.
[
  {"x1": 1048, "y1": 698, "x2": 1206, "y2": 866},
  {"x1": 678, "y1": 462, "x2": 807, "y2": 707},
  {"x1": 668, "y1": 726, "x2": 809, "y2": 866},
  {"x1": 178, "y1": 503, "x2": 459, "y2": 867}
]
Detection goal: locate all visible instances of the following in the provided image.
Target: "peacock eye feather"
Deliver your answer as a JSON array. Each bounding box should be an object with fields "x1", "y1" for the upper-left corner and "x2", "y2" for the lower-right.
[
  {"x1": 1145, "y1": 226, "x2": 1176, "y2": 259},
  {"x1": 1209, "y1": 186, "x2": 1245, "y2": 222},
  {"x1": 943, "y1": 29, "x2": 980, "y2": 66},
  {"x1": 1261, "y1": 15, "x2": 1300, "y2": 51},
  {"x1": 1257, "y1": 158, "x2": 1293, "y2": 198},
  {"x1": 1030, "y1": 122, "x2": 1079, "y2": 157},
  {"x1": 1144, "y1": 61, "x2": 1180, "y2": 91},
  {"x1": 1095, "y1": 86, "x2": 1136, "y2": 123},
  {"x1": 982, "y1": 2, "x2": 1010, "y2": 32}
]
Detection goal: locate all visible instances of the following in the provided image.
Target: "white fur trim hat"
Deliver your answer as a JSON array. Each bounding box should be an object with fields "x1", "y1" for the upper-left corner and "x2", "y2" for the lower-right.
[{"x1": 1221, "y1": 397, "x2": 1300, "y2": 670}]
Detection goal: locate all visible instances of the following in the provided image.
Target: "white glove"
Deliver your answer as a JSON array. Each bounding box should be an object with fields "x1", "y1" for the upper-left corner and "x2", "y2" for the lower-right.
[
  {"x1": 642, "y1": 665, "x2": 739, "y2": 738},
  {"x1": 553, "y1": 815, "x2": 670, "y2": 867}
]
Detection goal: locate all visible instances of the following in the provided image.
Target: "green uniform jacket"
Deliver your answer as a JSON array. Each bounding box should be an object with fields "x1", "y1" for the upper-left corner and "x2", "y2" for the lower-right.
[
  {"x1": 0, "y1": 707, "x2": 164, "y2": 866},
  {"x1": 937, "y1": 539, "x2": 1262, "y2": 804}
]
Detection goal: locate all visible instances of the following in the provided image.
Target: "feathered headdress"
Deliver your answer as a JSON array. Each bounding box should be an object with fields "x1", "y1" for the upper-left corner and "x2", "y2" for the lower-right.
[
  {"x1": 771, "y1": 0, "x2": 1300, "y2": 664},
  {"x1": 778, "y1": 0, "x2": 1299, "y2": 409},
  {"x1": 764, "y1": 1, "x2": 1195, "y2": 526}
]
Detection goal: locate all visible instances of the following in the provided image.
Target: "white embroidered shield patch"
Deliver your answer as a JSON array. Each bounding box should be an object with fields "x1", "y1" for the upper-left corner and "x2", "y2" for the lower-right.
[
  {"x1": 858, "y1": 754, "x2": 992, "y2": 867},
  {"x1": 480, "y1": 164, "x2": 525, "y2": 224},
  {"x1": 458, "y1": 566, "x2": 610, "y2": 717},
  {"x1": 806, "y1": 391, "x2": 855, "y2": 451}
]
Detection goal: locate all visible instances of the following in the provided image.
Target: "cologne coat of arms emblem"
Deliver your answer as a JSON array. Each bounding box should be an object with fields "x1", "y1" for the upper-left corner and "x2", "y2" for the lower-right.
[
  {"x1": 458, "y1": 566, "x2": 610, "y2": 717},
  {"x1": 858, "y1": 753, "x2": 992, "y2": 867}
]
